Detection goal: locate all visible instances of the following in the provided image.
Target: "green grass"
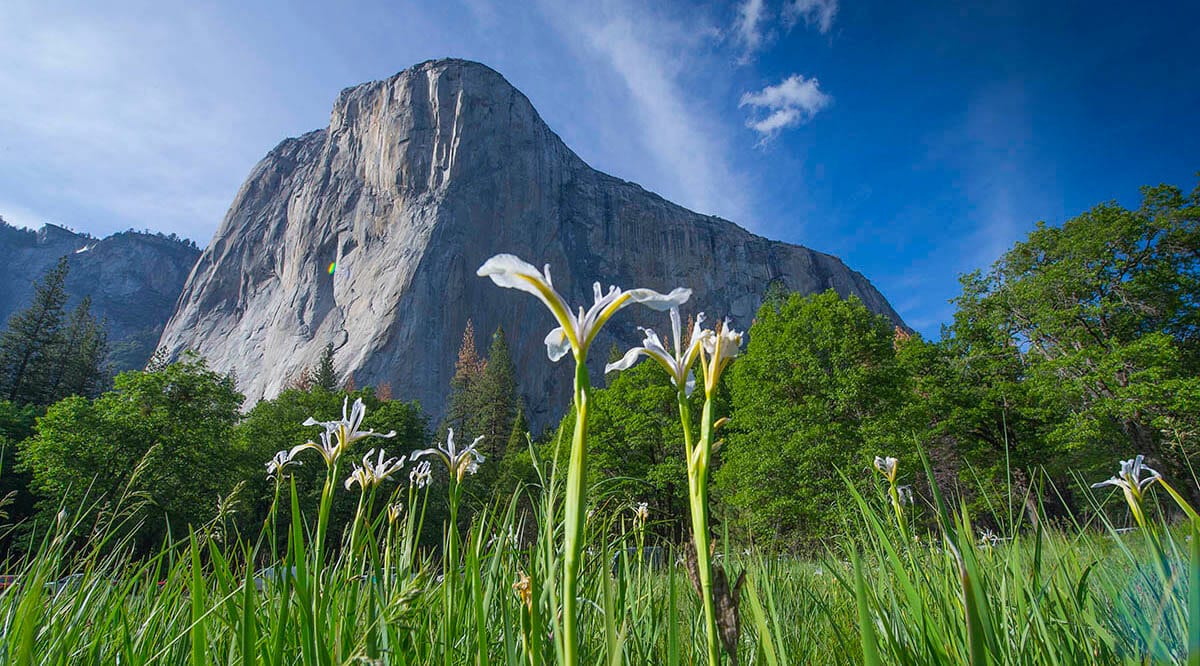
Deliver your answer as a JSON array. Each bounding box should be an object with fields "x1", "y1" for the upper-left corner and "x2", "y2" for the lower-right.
[{"x1": 2, "y1": 448, "x2": 1197, "y2": 665}]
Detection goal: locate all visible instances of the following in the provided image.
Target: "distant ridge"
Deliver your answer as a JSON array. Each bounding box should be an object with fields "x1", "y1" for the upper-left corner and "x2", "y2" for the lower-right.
[{"x1": 0, "y1": 219, "x2": 201, "y2": 370}]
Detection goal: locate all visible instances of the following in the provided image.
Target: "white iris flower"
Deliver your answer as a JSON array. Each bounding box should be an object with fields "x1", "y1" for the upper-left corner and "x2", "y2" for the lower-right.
[
  {"x1": 874, "y1": 456, "x2": 899, "y2": 484},
  {"x1": 1092, "y1": 454, "x2": 1161, "y2": 505},
  {"x1": 290, "y1": 397, "x2": 396, "y2": 468},
  {"x1": 477, "y1": 254, "x2": 691, "y2": 362},
  {"x1": 287, "y1": 430, "x2": 340, "y2": 468},
  {"x1": 266, "y1": 449, "x2": 302, "y2": 480},
  {"x1": 699, "y1": 318, "x2": 743, "y2": 396},
  {"x1": 412, "y1": 428, "x2": 486, "y2": 482},
  {"x1": 606, "y1": 308, "x2": 707, "y2": 396},
  {"x1": 344, "y1": 448, "x2": 406, "y2": 491},
  {"x1": 409, "y1": 460, "x2": 433, "y2": 488}
]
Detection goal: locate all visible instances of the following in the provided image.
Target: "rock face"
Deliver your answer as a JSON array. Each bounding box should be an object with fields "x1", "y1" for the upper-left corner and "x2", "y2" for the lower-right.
[
  {"x1": 0, "y1": 220, "x2": 201, "y2": 370},
  {"x1": 158, "y1": 59, "x2": 904, "y2": 426}
]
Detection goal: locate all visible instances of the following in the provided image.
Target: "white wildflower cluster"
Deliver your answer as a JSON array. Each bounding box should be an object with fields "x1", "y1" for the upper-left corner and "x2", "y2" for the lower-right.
[
  {"x1": 268, "y1": 397, "x2": 396, "y2": 476},
  {"x1": 409, "y1": 460, "x2": 433, "y2": 488},
  {"x1": 344, "y1": 449, "x2": 406, "y2": 492},
  {"x1": 412, "y1": 428, "x2": 486, "y2": 483}
]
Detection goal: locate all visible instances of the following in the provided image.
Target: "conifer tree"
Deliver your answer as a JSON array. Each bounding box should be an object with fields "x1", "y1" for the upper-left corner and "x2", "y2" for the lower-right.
[
  {"x1": 469, "y1": 326, "x2": 518, "y2": 460},
  {"x1": 506, "y1": 399, "x2": 529, "y2": 457},
  {"x1": 443, "y1": 320, "x2": 485, "y2": 436},
  {"x1": 0, "y1": 258, "x2": 69, "y2": 404},
  {"x1": 313, "y1": 343, "x2": 338, "y2": 391},
  {"x1": 44, "y1": 296, "x2": 109, "y2": 401}
]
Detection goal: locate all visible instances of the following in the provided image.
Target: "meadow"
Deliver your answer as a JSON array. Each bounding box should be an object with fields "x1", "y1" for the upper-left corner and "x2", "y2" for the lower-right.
[
  {"x1": 3, "y1": 182, "x2": 1199, "y2": 666},
  {"x1": 1, "y1": 426, "x2": 1197, "y2": 665}
]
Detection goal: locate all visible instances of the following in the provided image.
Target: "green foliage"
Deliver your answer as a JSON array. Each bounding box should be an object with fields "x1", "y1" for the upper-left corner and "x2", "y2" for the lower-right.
[
  {"x1": 717, "y1": 290, "x2": 915, "y2": 549},
  {"x1": 471, "y1": 326, "x2": 518, "y2": 460},
  {"x1": 2, "y1": 430, "x2": 1198, "y2": 664},
  {"x1": 0, "y1": 258, "x2": 69, "y2": 404},
  {"x1": 955, "y1": 180, "x2": 1200, "y2": 498},
  {"x1": 443, "y1": 320, "x2": 485, "y2": 439},
  {"x1": 44, "y1": 296, "x2": 109, "y2": 400},
  {"x1": 0, "y1": 400, "x2": 38, "y2": 529},
  {"x1": 18, "y1": 353, "x2": 242, "y2": 549},
  {"x1": 585, "y1": 360, "x2": 694, "y2": 535},
  {"x1": 439, "y1": 323, "x2": 520, "y2": 502}
]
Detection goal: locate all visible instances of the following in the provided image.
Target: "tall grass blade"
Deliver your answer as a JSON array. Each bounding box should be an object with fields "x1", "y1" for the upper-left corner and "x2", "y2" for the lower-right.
[{"x1": 745, "y1": 569, "x2": 782, "y2": 666}]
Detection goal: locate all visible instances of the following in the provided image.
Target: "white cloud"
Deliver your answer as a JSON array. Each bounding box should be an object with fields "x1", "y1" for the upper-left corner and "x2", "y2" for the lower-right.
[
  {"x1": 783, "y1": 0, "x2": 839, "y2": 35},
  {"x1": 739, "y1": 74, "x2": 832, "y2": 140},
  {"x1": 733, "y1": 0, "x2": 768, "y2": 62}
]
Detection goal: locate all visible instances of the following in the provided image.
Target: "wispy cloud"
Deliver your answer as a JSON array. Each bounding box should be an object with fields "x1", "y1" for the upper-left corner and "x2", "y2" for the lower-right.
[
  {"x1": 733, "y1": 0, "x2": 768, "y2": 63},
  {"x1": 731, "y1": 0, "x2": 839, "y2": 62},
  {"x1": 739, "y1": 74, "x2": 832, "y2": 140},
  {"x1": 537, "y1": 1, "x2": 753, "y2": 224},
  {"x1": 783, "y1": 0, "x2": 839, "y2": 35},
  {"x1": 1, "y1": 0, "x2": 761, "y2": 241}
]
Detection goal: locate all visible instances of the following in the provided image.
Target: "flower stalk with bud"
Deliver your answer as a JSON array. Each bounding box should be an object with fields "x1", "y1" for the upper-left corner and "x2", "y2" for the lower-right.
[
  {"x1": 479, "y1": 253, "x2": 689, "y2": 666},
  {"x1": 607, "y1": 309, "x2": 742, "y2": 666},
  {"x1": 1091, "y1": 454, "x2": 1161, "y2": 531},
  {"x1": 412, "y1": 428, "x2": 485, "y2": 666},
  {"x1": 873, "y1": 455, "x2": 909, "y2": 539},
  {"x1": 633, "y1": 502, "x2": 649, "y2": 569},
  {"x1": 343, "y1": 448, "x2": 405, "y2": 554}
]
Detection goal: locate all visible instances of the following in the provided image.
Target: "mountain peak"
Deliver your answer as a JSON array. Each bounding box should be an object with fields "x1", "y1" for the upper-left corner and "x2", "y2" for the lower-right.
[{"x1": 158, "y1": 60, "x2": 902, "y2": 426}]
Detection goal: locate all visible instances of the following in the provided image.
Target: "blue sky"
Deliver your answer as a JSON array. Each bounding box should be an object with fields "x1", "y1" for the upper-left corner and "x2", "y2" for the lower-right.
[{"x1": 2, "y1": 0, "x2": 1197, "y2": 337}]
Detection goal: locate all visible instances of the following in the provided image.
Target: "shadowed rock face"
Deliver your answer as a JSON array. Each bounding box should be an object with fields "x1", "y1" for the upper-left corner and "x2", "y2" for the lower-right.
[
  {"x1": 0, "y1": 221, "x2": 201, "y2": 371},
  {"x1": 158, "y1": 58, "x2": 904, "y2": 426}
]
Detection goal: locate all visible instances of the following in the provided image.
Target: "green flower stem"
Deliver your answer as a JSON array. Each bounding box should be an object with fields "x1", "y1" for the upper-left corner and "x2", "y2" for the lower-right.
[
  {"x1": 445, "y1": 477, "x2": 461, "y2": 666},
  {"x1": 887, "y1": 484, "x2": 909, "y2": 543},
  {"x1": 348, "y1": 490, "x2": 367, "y2": 559},
  {"x1": 680, "y1": 392, "x2": 721, "y2": 666},
  {"x1": 314, "y1": 461, "x2": 340, "y2": 579},
  {"x1": 562, "y1": 360, "x2": 591, "y2": 666},
  {"x1": 311, "y1": 460, "x2": 339, "y2": 662}
]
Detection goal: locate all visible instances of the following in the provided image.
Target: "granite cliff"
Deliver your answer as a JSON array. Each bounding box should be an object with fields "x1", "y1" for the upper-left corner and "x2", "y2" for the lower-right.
[
  {"x1": 158, "y1": 59, "x2": 904, "y2": 425},
  {"x1": 0, "y1": 220, "x2": 201, "y2": 370}
]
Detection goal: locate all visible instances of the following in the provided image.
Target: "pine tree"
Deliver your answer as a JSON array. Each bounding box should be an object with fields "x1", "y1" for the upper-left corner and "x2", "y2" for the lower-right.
[
  {"x1": 506, "y1": 399, "x2": 529, "y2": 457},
  {"x1": 0, "y1": 258, "x2": 70, "y2": 404},
  {"x1": 66, "y1": 313, "x2": 109, "y2": 398},
  {"x1": 44, "y1": 297, "x2": 109, "y2": 401},
  {"x1": 443, "y1": 320, "x2": 485, "y2": 436},
  {"x1": 313, "y1": 343, "x2": 338, "y2": 391},
  {"x1": 469, "y1": 326, "x2": 518, "y2": 460},
  {"x1": 762, "y1": 278, "x2": 790, "y2": 313}
]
